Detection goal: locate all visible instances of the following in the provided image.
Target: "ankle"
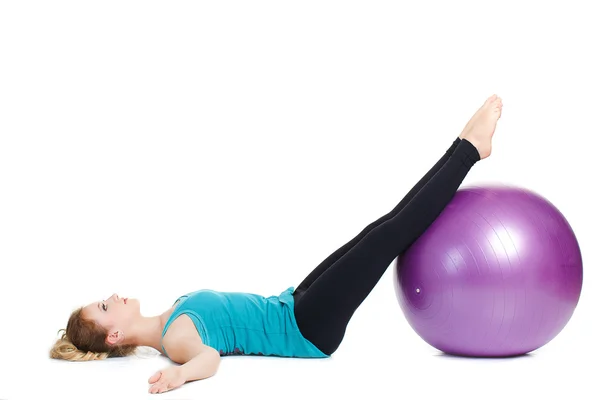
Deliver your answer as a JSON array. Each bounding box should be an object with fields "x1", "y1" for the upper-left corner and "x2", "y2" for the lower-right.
[{"x1": 459, "y1": 138, "x2": 482, "y2": 163}]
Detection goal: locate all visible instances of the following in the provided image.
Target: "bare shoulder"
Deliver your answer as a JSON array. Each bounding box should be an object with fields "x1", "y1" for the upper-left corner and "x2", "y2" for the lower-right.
[{"x1": 162, "y1": 314, "x2": 218, "y2": 364}]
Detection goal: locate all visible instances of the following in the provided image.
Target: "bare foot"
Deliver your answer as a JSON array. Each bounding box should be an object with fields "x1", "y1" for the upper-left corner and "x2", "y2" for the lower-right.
[{"x1": 459, "y1": 94, "x2": 503, "y2": 159}]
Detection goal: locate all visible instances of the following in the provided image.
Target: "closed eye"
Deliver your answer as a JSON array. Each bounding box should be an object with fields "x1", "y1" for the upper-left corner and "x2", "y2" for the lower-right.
[{"x1": 102, "y1": 303, "x2": 107, "y2": 311}]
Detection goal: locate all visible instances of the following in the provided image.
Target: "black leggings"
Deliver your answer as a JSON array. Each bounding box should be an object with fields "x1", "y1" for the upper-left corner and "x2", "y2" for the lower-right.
[{"x1": 292, "y1": 137, "x2": 480, "y2": 355}]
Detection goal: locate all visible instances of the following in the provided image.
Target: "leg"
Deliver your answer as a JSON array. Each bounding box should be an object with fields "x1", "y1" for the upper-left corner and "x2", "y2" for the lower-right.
[
  {"x1": 293, "y1": 137, "x2": 462, "y2": 297},
  {"x1": 293, "y1": 93, "x2": 503, "y2": 298},
  {"x1": 294, "y1": 95, "x2": 503, "y2": 355},
  {"x1": 295, "y1": 139, "x2": 479, "y2": 355}
]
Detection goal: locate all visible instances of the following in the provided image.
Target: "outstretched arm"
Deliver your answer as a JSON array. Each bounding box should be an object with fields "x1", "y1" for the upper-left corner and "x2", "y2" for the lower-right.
[
  {"x1": 149, "y1": 341, "x2": 221, "y2": 394},
  {"x1": 180, "y1": 345, "x2": 221, "y2": 381}
]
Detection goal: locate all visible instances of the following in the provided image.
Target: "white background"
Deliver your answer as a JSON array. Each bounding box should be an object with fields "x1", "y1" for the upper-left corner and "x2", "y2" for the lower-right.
[{"x1": 1, "y1": 1, "x2": 598, "y2": 399}]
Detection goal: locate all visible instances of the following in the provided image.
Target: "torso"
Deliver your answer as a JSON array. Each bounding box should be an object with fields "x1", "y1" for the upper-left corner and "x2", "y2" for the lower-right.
[
  {"x1": 156, "y1": 287, "x2": 329, "y2": 360},
  {"x1": 160, "y1": 299, "x2": 204, "y2": 358}
]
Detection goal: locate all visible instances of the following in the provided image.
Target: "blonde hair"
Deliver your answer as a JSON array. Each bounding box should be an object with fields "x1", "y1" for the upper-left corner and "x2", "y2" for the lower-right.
[{"x1": 50, "y1": 307, "x2": 137, "y2": 361}]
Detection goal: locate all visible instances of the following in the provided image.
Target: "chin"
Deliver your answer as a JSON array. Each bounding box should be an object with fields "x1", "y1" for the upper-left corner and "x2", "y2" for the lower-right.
[
  {"x1": 125, "y1": 298, "x2": 140, "y2": 309},
  {"x1": 129, "y1": 300, "x2": 142, "y2": 317}
]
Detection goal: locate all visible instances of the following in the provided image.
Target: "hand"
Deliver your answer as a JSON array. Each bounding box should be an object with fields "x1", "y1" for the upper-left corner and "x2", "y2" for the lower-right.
[{"x1": 148, "y1": 366, "x2": 187, "y2": 394}]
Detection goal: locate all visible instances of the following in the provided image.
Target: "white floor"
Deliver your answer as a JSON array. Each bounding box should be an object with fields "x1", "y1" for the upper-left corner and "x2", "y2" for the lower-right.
[{"x1": 4, "y1": 280, "x2": 597, "y2": 400}]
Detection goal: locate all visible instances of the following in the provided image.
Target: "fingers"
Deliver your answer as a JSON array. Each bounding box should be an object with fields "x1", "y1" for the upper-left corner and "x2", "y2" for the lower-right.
[
  {"x1": 149, "y1": 382, "x2": 174, "y2": 394},
  {"x1": 149, "y1": 384, "x2": 164, "y2": 394},
  {"x1": 148, "y1": 370, "x2": 162, "y2": 384},
  {"x1": 149, "y1": 381, "x2": 165, "y2": 394},
  {"x1": 148, "y1": 368, "x2": 184, "y2": 394}
]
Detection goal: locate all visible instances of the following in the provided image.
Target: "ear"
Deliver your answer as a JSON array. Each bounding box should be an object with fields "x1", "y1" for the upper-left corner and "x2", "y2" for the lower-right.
[{"x1": 106, "y1": 330, "x2": 124, "y2": 346}]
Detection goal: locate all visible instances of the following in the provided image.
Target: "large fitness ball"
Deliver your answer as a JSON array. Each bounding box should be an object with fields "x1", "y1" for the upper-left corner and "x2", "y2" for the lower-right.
[{"x1": 393, "y1": 185, "x2": 583, "y2": 357}]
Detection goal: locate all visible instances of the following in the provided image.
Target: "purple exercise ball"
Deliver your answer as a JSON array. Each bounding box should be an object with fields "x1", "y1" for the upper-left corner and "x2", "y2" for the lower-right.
[{"x1": 393, "y1": 184, "x2": 583, "y2": 357}]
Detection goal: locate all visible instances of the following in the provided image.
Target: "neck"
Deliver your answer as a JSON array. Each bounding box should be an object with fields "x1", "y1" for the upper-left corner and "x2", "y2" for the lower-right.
[{"x1": 125, "y1": 313, "x2": 169, "y2": 353}]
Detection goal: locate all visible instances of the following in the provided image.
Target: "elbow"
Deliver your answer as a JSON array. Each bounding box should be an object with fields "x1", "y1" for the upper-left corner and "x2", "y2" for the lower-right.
[
  {"x1": 207, "y1": 348, "x2": 222, "y2": 377},
  {"x1": 213, "y1": 351, "x2": 222, "y2": 373}
]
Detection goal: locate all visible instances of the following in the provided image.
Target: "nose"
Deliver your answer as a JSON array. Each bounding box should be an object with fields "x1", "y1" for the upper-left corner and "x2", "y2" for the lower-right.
[{"x1": 111, "y1": 293, "x2": 120, "y2": 302}]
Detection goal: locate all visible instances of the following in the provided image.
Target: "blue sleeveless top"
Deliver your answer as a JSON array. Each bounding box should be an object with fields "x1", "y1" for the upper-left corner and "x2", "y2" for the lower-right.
[{"x1": 160, "y1": 286, "x2": 329, "y2": 359}]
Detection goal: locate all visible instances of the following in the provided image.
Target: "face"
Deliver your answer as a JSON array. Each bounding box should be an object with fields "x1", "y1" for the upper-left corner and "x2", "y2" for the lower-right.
[{"x1": 82, "y1": 293, "x2": 141, "y2": 344}]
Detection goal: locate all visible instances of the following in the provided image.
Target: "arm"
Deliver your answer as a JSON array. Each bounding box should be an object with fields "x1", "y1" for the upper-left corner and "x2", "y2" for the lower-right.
[
  {"x1": 179, "y1": 344, "x2": 221, "y2": 382},
  {"x1": 149, "y1": 337, "x2": 221, "y2": 394}
]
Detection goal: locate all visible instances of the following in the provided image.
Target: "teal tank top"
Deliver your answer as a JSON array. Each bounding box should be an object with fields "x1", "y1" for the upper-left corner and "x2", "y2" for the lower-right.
[{"x1": 160, "y1": 286, "x2": 329, "y2": 359}]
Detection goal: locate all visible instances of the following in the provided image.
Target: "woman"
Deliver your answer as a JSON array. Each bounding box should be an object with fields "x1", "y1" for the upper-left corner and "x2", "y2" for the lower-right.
[{"x1": 50, "y1": 94, "x2": 503, "y2": 394}]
